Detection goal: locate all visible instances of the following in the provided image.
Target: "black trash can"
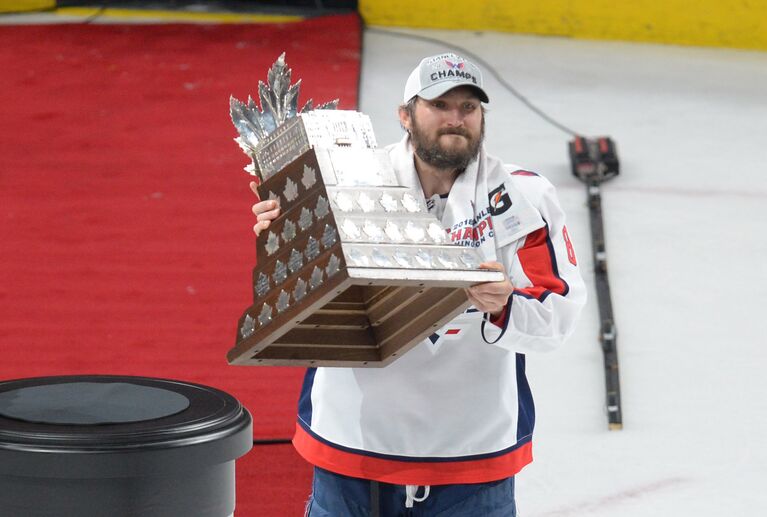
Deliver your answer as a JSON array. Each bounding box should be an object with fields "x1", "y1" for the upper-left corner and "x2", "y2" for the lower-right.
[{"x1": 0, "y1": 375, "x2": 253, "y2": 517}]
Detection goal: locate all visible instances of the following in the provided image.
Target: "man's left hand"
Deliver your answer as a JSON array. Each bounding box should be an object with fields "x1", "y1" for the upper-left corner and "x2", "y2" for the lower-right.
[{"x1": 465, "y1": 262, "x2": 514, "y2": 318}]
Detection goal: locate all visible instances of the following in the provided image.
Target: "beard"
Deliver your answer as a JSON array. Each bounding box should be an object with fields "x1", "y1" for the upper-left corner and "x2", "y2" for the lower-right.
[{"x1": 409, "y1": 115, "x2": 484, "y2": 172}]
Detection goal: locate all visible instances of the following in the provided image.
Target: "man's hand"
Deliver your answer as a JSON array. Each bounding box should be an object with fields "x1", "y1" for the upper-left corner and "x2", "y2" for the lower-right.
[
  {"x1": 250, "y1": 181, "x2": 281, "y2": 236},
  {"x1": 466, "y1": 262, "x2": 514, "y2": 318}
]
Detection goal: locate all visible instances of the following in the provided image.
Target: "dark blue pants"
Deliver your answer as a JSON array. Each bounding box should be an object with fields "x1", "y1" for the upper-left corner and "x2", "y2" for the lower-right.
[{"x1": 306, "y1": 467, "x2": 516, "y2": 517}]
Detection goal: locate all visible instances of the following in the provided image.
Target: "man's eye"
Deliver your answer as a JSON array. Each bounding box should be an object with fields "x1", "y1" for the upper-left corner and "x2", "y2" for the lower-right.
[
  {"x1": 463, "y1": 103, "x2": 477, "y2": 111},
  {"x1": 432, "y1": 101, "x2": 446, "y2": 109}
]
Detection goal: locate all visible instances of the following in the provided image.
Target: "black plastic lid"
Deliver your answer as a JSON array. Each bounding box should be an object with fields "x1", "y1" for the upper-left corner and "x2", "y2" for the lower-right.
[{"x1": 0, "y1": 375, "x2": 253, "y2": 478}]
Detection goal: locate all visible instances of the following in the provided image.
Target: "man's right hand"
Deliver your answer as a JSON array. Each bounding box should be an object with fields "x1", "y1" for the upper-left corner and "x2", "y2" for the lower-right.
[{"x1": 250, "y1": 181, "x2": 281, "y2": 236}]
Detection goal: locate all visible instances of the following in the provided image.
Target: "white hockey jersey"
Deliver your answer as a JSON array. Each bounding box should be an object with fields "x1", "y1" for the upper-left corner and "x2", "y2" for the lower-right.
[{"x1": 292, "y1": 136, "x2": 586, "y2": 485}]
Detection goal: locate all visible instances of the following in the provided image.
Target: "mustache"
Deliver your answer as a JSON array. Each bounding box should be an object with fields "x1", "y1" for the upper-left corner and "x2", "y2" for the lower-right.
[{"x1": 437, "y1": 127, "x2": 471, "y2": 138}]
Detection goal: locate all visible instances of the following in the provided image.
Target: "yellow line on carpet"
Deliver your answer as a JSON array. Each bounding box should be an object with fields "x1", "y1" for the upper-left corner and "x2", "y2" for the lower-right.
[{"x1": 55, "y1": 7, "x2": 304, "y2": 24}]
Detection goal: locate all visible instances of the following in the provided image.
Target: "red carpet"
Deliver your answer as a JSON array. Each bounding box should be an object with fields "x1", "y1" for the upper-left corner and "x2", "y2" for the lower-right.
[{"x1": 0, "y1": 14, "x2": 360, "y2": 515}]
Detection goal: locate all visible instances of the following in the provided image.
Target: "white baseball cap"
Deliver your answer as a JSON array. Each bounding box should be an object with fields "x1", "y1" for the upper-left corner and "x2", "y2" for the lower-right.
[{"x1": 403, "y1": 52, "x2": 489, "y2": 103}]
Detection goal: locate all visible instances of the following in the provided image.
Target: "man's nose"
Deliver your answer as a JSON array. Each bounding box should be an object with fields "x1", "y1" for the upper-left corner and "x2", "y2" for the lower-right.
[{"x1": 444, "y1": 108, "x2": 465, "y2": 126}]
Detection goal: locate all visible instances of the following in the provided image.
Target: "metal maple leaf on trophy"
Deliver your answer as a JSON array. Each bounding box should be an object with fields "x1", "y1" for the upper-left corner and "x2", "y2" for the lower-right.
[
  {"x1": 227, "y1": 53, "x2": 502, "y2": 367},
  {"x1": 229, "y1": 52, "x2": 338, "y2": 181}
]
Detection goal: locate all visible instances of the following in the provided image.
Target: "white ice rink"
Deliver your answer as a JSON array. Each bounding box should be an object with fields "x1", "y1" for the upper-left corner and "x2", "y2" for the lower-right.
[{"x1": 360, "y1": 28, "x2": 767, "y2": 516}]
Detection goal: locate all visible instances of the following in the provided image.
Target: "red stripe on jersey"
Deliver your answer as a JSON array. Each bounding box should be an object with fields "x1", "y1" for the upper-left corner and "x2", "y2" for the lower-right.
[
  {"x1": 514, "y1": 225, "x2": 568, "y2": 301},
  {"x1": 489, "y1": 305, "x2": 508, "y2": 328},
  {"x1": 445, "y1": 328, "x2": 461, "y2": 335},
  {"x1": 562, "y1": 225, "x2": 577, "y2": 265},
  {"x1": 511, "y1": 169, "x2": 538, "y2": 177},
  {"x1": 293, "y1": 424, "x2": 533, "y2": 485}
]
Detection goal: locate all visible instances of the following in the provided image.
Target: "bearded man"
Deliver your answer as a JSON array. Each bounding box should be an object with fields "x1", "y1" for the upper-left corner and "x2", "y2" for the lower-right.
[{"x1": 251, "y1": 52, "x2": 586, "y2": 517}]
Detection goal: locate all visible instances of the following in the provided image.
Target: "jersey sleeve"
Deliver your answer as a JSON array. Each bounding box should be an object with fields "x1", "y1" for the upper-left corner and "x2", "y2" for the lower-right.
[{"x1": 484, "y1": 175, "x2": 587, "y2": 353}]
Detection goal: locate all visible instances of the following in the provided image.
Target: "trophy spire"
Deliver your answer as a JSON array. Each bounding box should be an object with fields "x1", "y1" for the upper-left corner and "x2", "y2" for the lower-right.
[{"x1": 230, "y1": 52, "x2": 339, "y2": 179}]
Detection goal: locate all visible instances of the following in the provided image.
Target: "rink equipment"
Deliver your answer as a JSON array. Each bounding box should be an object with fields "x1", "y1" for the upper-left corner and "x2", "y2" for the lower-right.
[{"x1": 569, "y1": 135, "x2": 623, "y2": 430}]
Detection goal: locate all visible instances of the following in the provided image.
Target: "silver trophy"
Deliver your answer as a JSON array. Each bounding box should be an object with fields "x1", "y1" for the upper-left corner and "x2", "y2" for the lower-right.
[{"x1": 228, "y1": 53, "x2": 502, "y2": 367}]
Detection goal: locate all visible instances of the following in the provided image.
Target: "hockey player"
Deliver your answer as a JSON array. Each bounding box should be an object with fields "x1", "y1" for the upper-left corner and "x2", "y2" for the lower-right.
[{"x1": 251, "y1": 52, "x2": 586, "y2": 516}]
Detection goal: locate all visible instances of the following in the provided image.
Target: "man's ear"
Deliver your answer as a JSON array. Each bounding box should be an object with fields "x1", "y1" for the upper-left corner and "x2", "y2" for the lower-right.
[{"x1": 398, "y1": 105, "x2": 412, "y2": 132}]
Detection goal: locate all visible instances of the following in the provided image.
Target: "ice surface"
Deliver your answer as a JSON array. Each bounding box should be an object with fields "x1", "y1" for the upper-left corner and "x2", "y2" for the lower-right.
[{"x1": 361, "y1": 28, "x2": 767, "y2": 516}]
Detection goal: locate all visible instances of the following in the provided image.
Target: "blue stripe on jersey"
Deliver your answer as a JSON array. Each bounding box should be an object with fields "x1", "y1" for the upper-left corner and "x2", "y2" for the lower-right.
[
  {"x1": 297, "y1": 417, "x2": 532, "y2": 463},
  {"x1": 515, "y1": 354, "x2": 535, "y2": 441},
  {"x1": 297, "y1": 367, "x2": 318, "y2": 426}
]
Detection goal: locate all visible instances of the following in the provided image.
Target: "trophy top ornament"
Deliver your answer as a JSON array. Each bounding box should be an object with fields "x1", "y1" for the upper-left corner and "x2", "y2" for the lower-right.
[{"x1": 230, "y1": 53, "x2": 339, "y2": 182}]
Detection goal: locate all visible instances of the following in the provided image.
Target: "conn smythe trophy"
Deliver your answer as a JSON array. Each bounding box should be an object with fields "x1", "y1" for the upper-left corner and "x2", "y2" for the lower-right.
[{"x1": 227, "y1": 53, "x2": 502, "y2": 367}]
